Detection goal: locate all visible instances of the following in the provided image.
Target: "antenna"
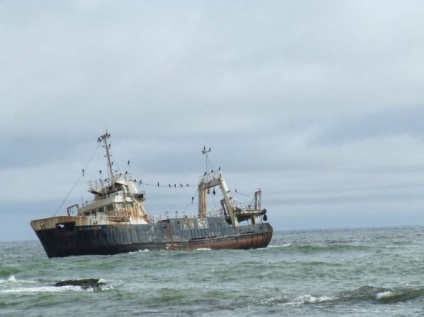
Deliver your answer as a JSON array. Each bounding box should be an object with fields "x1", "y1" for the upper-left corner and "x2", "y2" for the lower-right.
[{"x1": 202, "y1": 146, "x2": 213, "y2": 173}]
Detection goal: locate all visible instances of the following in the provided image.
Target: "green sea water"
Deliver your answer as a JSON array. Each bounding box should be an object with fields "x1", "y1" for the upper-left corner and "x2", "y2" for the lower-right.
[{"x1": 1, "y1": 227, "x2": 424, "y2": 316}]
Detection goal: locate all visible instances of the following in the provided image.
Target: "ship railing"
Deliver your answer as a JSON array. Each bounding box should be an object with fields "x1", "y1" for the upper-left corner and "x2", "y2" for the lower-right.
[
  {"x1": 66, "y1": 204, "x2": 79, "y2": 216},
  {"x1": 198, "y1": 170, "x2": 222, "y2": 184},
  {"x1": 152, "y1": 209, "x2": 224, "y2": 223},
  {"x1": 88, "y1": 179, "x2": 107, "y2": 194},
  {"x1": 88, "y1": 172, "x2": 137, "y2": 194},
  {"x1": 232, "y1": 198, "x2": 259, "y2": 211},
  {"x1": 81, "y1": 190, "x2": 146, "y2": 208}
]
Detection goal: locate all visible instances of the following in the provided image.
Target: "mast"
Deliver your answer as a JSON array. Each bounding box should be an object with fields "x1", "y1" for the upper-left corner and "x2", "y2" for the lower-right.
[
  {"x1": 198, "y1": 146, "x2": 265, "y2": 227},
  {"x1": 198, "y1": 147, "x2": 239, "y2": 227},
  {"x1": 97, "y1": 131, "x2": 115, "y2": 189}
]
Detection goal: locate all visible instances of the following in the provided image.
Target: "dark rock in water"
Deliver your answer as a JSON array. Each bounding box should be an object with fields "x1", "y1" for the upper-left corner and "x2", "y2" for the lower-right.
[{"x1": 54, "y1": 278, "x2": 105, "y2": 289}]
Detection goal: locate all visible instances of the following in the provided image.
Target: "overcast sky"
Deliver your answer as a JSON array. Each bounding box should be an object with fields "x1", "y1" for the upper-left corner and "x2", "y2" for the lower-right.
[{"x1": 2, "y1": 1, "x2": 424, "y2": 241}]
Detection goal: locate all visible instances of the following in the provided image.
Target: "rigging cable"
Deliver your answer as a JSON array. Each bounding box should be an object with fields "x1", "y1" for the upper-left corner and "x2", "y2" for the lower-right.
[
  {"x1": 182, "y1": 188, "x2": 200, "y2": 212},
  {"x1": 53, "y1": 142, "x2": 101, "y2": 216},
  {"x1": 140, "y1": 181, "x2": 196, "y2": 188}
]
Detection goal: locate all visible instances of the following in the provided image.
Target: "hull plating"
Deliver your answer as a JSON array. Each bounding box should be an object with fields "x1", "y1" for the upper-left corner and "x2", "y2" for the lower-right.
[{"x1": 33, "y1": 217, "x2": 273, "y2": 258}]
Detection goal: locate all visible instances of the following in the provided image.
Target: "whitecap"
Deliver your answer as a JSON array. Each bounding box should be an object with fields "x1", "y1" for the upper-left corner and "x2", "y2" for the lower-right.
[
  {"x1": 134, "y1": 249, "x2": 150, "y2": 253},
  {"x1": 0, "y1": 285, "x2": 83, "y2": 295},
  {"x1": 1, "y1": 275, "x2": 37, "y2": 285},
  {"x1": 128, "y1": 249, "x2": 150, "y2": 254},
  {"x1": 376, "y1": 291, "x2": 394, "y2": 300},
  {"x1": 287, "y1": 294, "x2": 334, "y2": 306},
  {"x1": 8, "y1": 275, "x2": 17, "y2": 282},
  {"x1": 195, "y1": 248, "x2": 212, "y2": 251},
  {"x1": 267, "y1": 243, "x2": 291, "y2": 248},
  {"x1": 96, "y1": 278, "x2": 113, "y2": 290}
]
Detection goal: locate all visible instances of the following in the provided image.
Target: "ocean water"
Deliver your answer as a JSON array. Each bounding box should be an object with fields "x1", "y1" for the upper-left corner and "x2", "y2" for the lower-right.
[{"x1": 1, "y1": 226, "x2": 424, "y2": 316}]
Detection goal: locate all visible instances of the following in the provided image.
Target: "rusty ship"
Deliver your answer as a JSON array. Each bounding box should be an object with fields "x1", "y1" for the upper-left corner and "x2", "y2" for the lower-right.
[{"x1": 30, "y1": 132, "x2": 273, "y2": 258}]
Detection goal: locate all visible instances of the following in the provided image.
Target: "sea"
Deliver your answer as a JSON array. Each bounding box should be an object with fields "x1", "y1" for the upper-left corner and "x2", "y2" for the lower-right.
[{"x1": 1, "y1": 226, "x2": 424, "y2": 317}]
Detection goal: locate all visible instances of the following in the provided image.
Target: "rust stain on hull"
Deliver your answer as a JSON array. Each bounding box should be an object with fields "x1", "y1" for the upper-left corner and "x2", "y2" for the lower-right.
[{"x1": 32, "y1": 217, "x2": 273, "y2": 257}]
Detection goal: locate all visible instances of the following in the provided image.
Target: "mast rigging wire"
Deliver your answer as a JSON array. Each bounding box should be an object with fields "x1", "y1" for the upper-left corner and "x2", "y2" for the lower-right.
[{"x1": 53, "y1": 142, "x2": 101, "y2": 216}]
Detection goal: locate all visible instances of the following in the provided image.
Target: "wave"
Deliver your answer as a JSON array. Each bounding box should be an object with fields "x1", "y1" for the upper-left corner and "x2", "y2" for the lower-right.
[
  {"x1": 336, "y1": 285, "x2": 424, "y2": 304},
  {"x1": 259, "y1": 293, "x2": 334, "y2": 307},
  {"x1": 0, "y1": 275, "x2": 35, "y2": 285},
  {"x1": 0, "y1": 266, "x2": 20, "y2": 278},
  {"x1": 289, "y1": 294, "x2": 335, "y2": 305},
  {"x1": 7, "y1": 275, "x2": 16, "y2": 283},
  {"x1": 260, "y1": 285, "x2": 424, "y2": 308},
  {"x1": 267, "y1": 243, "x2": 292, "y2": 248},
  {"x1": 0, "y1": 275, "x2": 16, "y2": 284},
  {"x1": 298, "y1": 244, "x2": 369, "y2": 253},
  {"x1": 0, "y1": 285, "x2": 84, "y2": 295},
  {"x1": 0, "y1": 275, "x2": 110, "y2": 295},
  {"x1": 129, "y1": 249, "x2": 150, "y2": 254},
  {"x1": 374, "y1": 287, "x2": 424, "y2": 304}
]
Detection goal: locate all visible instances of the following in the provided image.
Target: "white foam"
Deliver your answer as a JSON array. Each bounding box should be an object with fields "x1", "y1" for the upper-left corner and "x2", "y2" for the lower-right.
[
  {"x1": 8, "y1": 275, "x2": 17, "y2": 282},
  {"x1": 0, "y1": 275, "x2": 35, "y2": 285},
  {"x1": 0, "y1": 285, "x2": 83, "y2": 295},
  {"x1": 376, "y1": 291, "x2": 394, "y2": 300},
  {"x1": 195, "y1": 248, "x2": 212, "y2": 251},
  {"x1": 131, "y1": 249, "x2": 150, "y2": 253},
  {"x1": 267, "y1": 243, "x2": 291, "y2": 248},
  {"x1": 287, "y1": 294, "x2": 334, "y2": 306},
  {"x1": 128, "y1": 249, "x2": 149, "y2": 254}
]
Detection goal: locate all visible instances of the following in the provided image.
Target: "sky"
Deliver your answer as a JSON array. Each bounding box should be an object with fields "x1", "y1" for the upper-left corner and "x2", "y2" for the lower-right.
[{"x1": 2, "y1": 1, "x2": 424, "y2": 241}]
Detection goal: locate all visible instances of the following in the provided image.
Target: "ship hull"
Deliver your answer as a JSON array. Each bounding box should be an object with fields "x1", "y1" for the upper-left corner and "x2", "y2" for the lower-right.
[{"x1": 31, "y1": 216, "x2": 273, "y2": 258}]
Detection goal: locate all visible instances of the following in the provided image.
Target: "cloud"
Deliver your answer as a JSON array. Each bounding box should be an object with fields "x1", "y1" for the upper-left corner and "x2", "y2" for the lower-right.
[
  {"x1": 313, "y1": 106, "x2": 424, "y2": 144},
  {"x1": 2, "y1": 1, "x2": 424, "y2": 240}
]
